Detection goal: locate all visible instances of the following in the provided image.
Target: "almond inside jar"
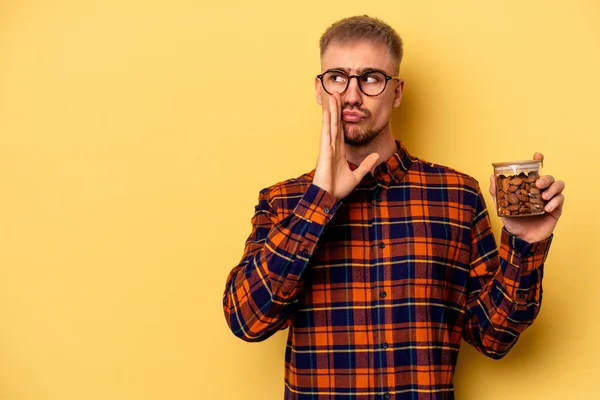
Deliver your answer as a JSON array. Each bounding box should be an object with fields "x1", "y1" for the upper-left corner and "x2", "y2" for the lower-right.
[{"x1": 496, "y1": 171, "x2": 545, "y2": 217}]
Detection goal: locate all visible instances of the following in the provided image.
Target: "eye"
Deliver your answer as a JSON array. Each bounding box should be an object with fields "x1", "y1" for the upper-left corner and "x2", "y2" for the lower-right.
[
  {"x1": 328, "y1": 73, "x2": 347, "y2": 83},
  {"x1": 360, "y1": 73, "x2": 382, "y2": 84}
]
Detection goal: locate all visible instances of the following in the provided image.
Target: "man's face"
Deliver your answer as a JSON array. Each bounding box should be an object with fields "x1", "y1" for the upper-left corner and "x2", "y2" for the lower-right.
[{"x1": 316, "y1": 40, "x2": 404, "y2": 146}]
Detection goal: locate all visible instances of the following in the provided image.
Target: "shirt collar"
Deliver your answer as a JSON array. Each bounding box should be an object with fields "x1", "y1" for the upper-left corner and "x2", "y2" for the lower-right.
[{"x1": 348, "y1": 140, "x2": 413, "y2": 184}]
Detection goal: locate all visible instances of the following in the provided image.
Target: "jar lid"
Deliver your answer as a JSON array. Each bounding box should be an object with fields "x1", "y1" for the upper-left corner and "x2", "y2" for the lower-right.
[{"x1": 492, "y1": 159, "x2": 542, "y2": 174}]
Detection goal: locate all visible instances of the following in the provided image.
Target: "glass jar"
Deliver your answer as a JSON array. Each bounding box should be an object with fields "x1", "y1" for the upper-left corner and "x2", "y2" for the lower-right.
[{"x1": 492, "y1": 160, "x2": 545, "y2": 217}]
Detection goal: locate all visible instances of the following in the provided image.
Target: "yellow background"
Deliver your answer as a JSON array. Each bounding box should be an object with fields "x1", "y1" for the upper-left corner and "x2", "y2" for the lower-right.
[{"x1": 1, "y1": 0, "x2": 598, "y2": 399}]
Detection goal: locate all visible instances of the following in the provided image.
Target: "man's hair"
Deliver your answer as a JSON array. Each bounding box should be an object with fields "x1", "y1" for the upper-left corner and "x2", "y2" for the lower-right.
[{"x1": 319, "y1": 15, "x2": 403, "y2": 73}]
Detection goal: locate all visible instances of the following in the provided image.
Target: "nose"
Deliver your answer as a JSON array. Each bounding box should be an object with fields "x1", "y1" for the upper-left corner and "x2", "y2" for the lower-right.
[{"x1": 342, "y1": 76, "x2": 363, "y2": 107}]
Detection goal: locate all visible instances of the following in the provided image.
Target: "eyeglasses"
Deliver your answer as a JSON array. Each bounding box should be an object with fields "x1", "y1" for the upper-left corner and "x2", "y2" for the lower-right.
[{"x1": 316, "y1": 69, "x2": 400, "y2": 97}]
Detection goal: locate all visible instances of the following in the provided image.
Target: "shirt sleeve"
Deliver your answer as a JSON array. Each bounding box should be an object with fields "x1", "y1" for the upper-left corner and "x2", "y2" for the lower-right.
[
  {"x1": 462, "y1": 185, "x2": 553, "y2": 359},
  {"x1": 223, "y1": 183, "x2": 342, "y2": 342}
]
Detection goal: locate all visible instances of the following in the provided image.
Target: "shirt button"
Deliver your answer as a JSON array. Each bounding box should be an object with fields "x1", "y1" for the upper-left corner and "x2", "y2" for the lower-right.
[
  {"x1": 375, "y1": 195, "x2": 383, "y2": 202},
  {"x1": 384, "y1": 393, "x2": 391, "y2": 399},
  {"x1": 380, "y1": 290, "x2": 387, "y2": 298},
  {"x1": 518, "y1": 293, "x2": 526, "y2": 299},
  {"x1": 381, "y1": 342, "x2": 388, "y2": 349},
  {"x1": 378, "y1": 242, "x2": 385, "y2": 249},
  {"x1": 323, "y1": 207, "x2": 330, "y2": 214},
  {"x1": 300, "y1": 249, "x2": 309, "y2": 257}
]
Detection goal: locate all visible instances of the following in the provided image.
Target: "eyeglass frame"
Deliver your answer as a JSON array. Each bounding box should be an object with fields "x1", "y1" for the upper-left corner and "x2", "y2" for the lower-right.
[{"x1": 316, "y1": 69, "x2": 401, "y2": 97}]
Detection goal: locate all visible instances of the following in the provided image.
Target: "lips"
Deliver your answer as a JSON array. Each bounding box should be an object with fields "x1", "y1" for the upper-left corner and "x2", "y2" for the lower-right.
[{"x1": 342, "y1": 111, "x2": 365, "y2": 122}]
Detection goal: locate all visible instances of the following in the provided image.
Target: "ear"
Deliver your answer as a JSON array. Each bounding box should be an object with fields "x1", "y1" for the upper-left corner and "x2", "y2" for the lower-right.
[
  {"x1": 392, "y1": 79, "x2": 404, "y2": 108},
  {"x1": 315, "y1": 77, "x2": 323, "y2": 105}
]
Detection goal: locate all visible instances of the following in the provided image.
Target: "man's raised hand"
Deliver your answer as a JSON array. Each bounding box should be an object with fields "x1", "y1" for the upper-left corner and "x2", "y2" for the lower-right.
[{"x1": 312, "y1": 92, "x2": 380, "y2": 199}]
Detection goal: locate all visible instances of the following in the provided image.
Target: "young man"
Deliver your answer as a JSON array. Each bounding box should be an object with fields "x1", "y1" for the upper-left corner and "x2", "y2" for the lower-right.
[{"x1": 223, "y1": 15, "x2": 565, "y2": 400}]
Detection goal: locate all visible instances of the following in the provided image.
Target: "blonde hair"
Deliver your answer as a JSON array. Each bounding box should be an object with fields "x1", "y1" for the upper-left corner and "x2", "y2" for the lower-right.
[{"x1": 319, "y1": 15, "x2": 403, "y2": 73}]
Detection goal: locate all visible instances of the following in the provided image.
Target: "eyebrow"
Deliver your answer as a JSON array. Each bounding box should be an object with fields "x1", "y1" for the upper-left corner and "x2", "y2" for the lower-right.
[{"x1": 326, "y1": 66, "x2": 388, "y2": 75}]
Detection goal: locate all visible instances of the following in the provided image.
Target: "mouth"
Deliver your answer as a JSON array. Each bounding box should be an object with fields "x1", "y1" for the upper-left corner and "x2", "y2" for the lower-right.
[{"x1": 342, "y1": 111, "x2": 365, "y2": 123}]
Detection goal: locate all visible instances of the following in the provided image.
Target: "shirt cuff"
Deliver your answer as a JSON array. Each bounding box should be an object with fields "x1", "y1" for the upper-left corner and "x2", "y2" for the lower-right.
[
  {"x1": 293, "y1": 183, "x2": 341, "y2": 225},
  {"x1": 500, "y1": 227, "x2": 553, "y2": 271}
]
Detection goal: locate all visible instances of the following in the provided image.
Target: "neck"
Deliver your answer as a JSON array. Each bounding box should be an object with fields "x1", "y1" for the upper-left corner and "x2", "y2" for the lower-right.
[{"x1": 345, "y1": 126, "x2": 397, "y2": 174}]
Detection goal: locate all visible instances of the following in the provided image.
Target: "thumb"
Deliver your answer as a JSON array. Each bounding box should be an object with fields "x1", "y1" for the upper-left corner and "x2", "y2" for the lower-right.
[
  {"x1": 353, "y1": 153, "x2": 380, "y2": 181},
  {"x1": 532, "y1": 152, "x2": 544, "y2": 167},
  {"x1": 489, "y1": 174, "x2": 498, "y2": 203}
]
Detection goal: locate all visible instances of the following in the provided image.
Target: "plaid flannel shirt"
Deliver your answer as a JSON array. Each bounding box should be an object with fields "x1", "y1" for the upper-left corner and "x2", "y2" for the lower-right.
[{"x1": 223, "y1": 142, "x2": 552, "y2": 399}]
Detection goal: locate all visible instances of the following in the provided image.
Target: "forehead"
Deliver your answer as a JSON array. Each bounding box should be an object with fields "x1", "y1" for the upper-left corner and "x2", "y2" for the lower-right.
[{"x1": 320, "y1": 39, "x2": 395, "y2": 74}]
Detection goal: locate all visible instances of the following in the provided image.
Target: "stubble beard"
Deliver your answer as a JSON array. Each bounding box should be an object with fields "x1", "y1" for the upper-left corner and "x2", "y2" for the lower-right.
[{"x1": 342, "y1": 121, "x2": 388, "y2": 146}]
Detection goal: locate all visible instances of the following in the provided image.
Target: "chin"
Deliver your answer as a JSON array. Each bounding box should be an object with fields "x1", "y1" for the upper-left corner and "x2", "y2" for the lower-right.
[{"x1": 343, "y1": 124, "x2": 380, "y2": 146}]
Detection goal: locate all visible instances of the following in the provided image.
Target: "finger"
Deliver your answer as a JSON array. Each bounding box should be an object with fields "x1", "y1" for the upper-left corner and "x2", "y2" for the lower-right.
[
  {"x1": 335, "y1": 93, "x2": 344, "y2": 143},
  {"x1": 353, "y1": 152, "x2": 380, "y2": 181},
  {"x1": 544, "y1": 193, "x2": 565, "y2": 213},
  {"x1": 320, "y1": 105, "x2": 331, "y2": 158},
  {"x1": 541, "y1": 179, "x2": 565, "y2": 201},
  {"x1": 330, "y1": 92, "x2": 339, "y2": 147},
  {"x1": 535, "y1": 175, "x2": 555, "y2": 190},
  {"x1": 334, "y1": 93, "x2": 346, "y2": 158}
]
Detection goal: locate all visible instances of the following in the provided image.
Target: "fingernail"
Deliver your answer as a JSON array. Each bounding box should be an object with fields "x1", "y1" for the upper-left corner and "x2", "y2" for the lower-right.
[{"x1": 545, "y1": 204, "x2": 552, "y2": 212}]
